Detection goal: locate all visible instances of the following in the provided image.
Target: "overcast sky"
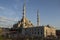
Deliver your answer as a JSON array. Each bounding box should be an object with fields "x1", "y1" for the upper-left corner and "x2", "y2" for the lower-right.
[{"x1": 0, "y1": 0, "x2": 60, "y2": 29}]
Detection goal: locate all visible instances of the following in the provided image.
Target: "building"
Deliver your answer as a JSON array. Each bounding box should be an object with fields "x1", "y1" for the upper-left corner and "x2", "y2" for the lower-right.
[
  {"x1": 10, "y1": 0, "x2": 56, "y2": 38},
  {"x1": 22, "y1": 25, "x2": 56, "y2": 38}
]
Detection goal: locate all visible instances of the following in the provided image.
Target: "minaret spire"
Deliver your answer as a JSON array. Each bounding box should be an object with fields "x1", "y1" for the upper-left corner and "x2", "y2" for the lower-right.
[
  {"x1": 23, "y1": 0, "x2": 26, "y2": 18},
  {"x1": 22, "y1": 0, "x2": 26, "y2": 27},
  {"x1": 37, "y1": 9, "x2": 40, "y2": 26}
]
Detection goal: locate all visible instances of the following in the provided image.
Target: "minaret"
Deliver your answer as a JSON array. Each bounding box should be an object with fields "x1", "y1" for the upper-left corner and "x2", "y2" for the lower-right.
[
  {"x1": 22, "y1": 0, "x2": 26, "y2": 27},
  {"x1": 23, "y1": 0, "x2": 26, "y2": 18},
  {"x1": 14, "y1": 0, "x2": 33, "y2": 28},
  {"x1": 37, "y1": 9, "x2": 40, "y2": 26}
]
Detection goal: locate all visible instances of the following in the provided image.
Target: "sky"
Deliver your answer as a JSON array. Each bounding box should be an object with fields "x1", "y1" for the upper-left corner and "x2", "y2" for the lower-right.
[{"x1": 0, "y1": 0, "x2": 60, "y2": 29}]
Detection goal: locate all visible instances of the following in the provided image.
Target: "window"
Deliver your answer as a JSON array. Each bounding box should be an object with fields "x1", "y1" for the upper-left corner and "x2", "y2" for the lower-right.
[
  {"x1": 38, "y1": 29, "x2": 39, "y2": 31},
  {"x1": 35, "y1": 32, "x2": 36, "y2": 34},
  {"x1": 34, "y1": 28, "x2": 36, "y2": 31},
  {"x1": 38, "y1": 32, "x2": 39, "y2": 35},
  {"x1": 40, "y1": 30, "x2": 43, "y2": 35}
]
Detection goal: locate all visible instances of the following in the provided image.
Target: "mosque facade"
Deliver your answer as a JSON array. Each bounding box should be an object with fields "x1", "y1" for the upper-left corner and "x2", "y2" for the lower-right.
[{"x1": 12, "y1": 1, "x2": 56, "y2": 38}]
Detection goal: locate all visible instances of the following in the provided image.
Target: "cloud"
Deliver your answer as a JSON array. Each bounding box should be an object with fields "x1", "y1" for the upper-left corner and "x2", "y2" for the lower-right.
[
  {"x1": 0, "y1": 6, "x2": 21, "y2": 22},
  {"x1": 0, "y1": 1, "x2": 23, "y2": 28},
  {"x1": 0, "y1": 6, "x2": 5, "y2": 10},
  {"x1": 0, "y1": 16, "x2": 18, "y2": 22},
  {"x1": 0, "y1": 6, "x2": 21, "y2": 18},
  {"x1": 0, "y1": 16, "x2": 19, "y2": 28}
]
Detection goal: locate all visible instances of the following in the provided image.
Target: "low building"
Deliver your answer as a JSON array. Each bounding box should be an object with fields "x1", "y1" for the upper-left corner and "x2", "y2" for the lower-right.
[{"x1": 23, "y1": 25, "x2": 56, "y2": 38}]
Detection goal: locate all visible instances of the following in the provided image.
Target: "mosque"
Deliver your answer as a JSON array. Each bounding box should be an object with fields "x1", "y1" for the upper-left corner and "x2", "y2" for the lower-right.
[{"x1": 11, "y1": 1, "x2": 56, "y2": 38}]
